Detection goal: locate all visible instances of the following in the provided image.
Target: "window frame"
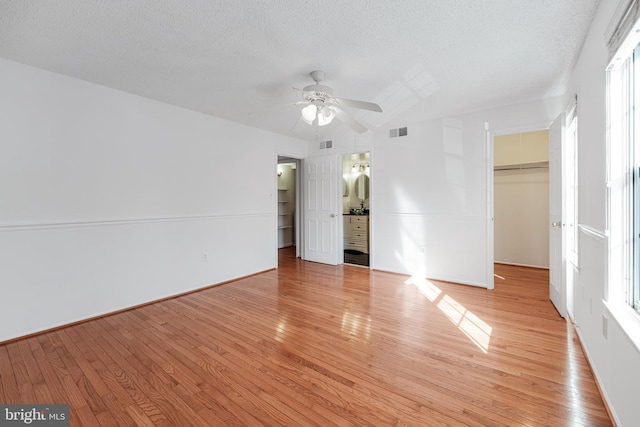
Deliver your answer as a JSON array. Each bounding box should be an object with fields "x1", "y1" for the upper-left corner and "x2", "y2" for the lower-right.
[{"x1": 607, "y1": 28, "x2": 640, "y2": 317}]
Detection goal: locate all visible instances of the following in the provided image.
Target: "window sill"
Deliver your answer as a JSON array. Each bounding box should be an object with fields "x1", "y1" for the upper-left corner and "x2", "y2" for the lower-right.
[{"x1": 602, "y1": 299, "x2": 640, "y2": 353}]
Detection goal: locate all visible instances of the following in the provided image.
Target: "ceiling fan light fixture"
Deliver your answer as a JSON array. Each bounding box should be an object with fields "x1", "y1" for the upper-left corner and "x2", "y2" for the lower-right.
[
  {"x1": 318, "y1": 106, "x2": 336, "y2": 126},
  {"x1": 293, "y1": 70, "x2": 382, "y2": 133},
  {"x1": 301, "y1": 104, "x2": 317, "y2": 124}
]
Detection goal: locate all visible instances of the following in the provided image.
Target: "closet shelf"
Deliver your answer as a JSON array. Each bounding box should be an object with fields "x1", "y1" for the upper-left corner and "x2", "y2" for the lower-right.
[{"x1": 494, "y1": 160, "x2": 549, "y2": 171}]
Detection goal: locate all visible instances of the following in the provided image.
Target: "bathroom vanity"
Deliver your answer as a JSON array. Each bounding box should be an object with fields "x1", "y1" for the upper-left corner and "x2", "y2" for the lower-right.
[{"x1": 343, "y1": 214, "x2": 369, "y2": 266}]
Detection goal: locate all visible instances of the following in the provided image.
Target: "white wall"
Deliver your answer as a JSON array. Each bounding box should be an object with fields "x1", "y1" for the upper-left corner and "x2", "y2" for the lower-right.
[
  {"x1": 0, "y1": 58, "x2": 308, "y2": 342},
  {"x1": 494, "y1": 168, "x2": 549, "y2": 267},
  {"x1": 320, "y1": 101, "x2": 564, "y2": 289},
  {"x1": 368, "y1": 118, "x2": 491, "y2": 287},
  {"x1": 562, "y1": 1, "x2": 640, "y2": 425}
]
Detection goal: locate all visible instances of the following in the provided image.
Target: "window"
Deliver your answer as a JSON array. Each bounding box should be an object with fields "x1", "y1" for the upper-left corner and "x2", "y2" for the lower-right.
[{"x1": 607, "y1": 8, "x2": 640, "y2": 315}]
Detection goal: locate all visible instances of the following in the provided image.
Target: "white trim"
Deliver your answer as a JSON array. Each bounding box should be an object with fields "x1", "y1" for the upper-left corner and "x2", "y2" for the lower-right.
[
  {"x1": 0, "y1": 212, "x2": 273, "y2": 232},
  {"x1": 573, "y1": 325, "x2": 621, "y2": 427},
  {"x1": 490, "y1": 122, "x2": 553, "y2": 137},
  {"x1": 375, "y1": 212, "x2": 488, "y2": 221},
  {"x1": 485, "y1": 122, "x2": 495, "y2": 290},
  {"x1": 605, "y1": 0, "x2": 636, "y2": 45},
  {"x1": 607, "y1": 0, "x2": 640, "y2": 63}
]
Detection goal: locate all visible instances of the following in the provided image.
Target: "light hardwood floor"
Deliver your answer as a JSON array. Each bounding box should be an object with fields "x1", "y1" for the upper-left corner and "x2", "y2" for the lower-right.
[{"x1": 0, "y1": 247, "x2": 612, "y2": 426}]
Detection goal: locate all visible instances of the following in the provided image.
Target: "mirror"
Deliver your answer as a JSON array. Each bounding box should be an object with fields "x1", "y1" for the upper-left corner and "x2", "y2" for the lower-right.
[
  {"x1": 343, "y1": 178, "x2": 349, "y2": 197},
  {"x1": 355, "y1": 174, "x2": 369, "y2": 201}
]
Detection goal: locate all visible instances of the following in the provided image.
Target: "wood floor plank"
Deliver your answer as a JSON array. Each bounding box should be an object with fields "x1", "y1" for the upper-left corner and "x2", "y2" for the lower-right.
[
  {"x1": 84, "y1": 322, "x2": 206, "y2": 427},
  {"x1": 0, "y1": 248, "x2": 612, "y2": 426},
  {"x1": 0, "y1": 345, "x2": 19, "y2": 404}
]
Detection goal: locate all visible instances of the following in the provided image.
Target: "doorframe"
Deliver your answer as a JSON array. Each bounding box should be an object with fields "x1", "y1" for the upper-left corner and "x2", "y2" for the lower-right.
[
  {"x1": 276, "y1": 149, "x2": 375, "y2": 267},
  {"x1": 276, "y1": 154, "x2": 303, "y2": 263},
  {"x1": 549, "y1": 113, "x2": 567, "y2": 317},
  {"x1": 341, "y1": 150, "x2": 373, "y2": 268},
  {"x1": 564, "y1": 101, "x2": 578, "y2": 322},
  {"x1": 485, "y1": 123, "x2": 495, "y2": 289},
  {"x1": 490, "y1": 121, "x2": 554, "y2": 289}
]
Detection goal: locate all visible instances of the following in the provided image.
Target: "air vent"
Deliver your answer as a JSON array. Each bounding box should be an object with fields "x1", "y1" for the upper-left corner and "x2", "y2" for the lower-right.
[
  {"x1": 389, "y1": 127, "x2": 408, "y2": 138},
  {"x1": 320, "y1": 140, "x2": 333, "y2": 149}
]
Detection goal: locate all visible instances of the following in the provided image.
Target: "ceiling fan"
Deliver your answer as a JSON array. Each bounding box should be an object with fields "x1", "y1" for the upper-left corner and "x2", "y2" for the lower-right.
[{"x1": 294, "y1": 70, "x2": 382, "y2": 133}]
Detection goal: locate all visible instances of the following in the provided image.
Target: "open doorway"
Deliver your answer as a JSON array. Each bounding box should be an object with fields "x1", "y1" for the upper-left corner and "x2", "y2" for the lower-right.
[
  {"x1": 342, "y1": 152, "x2": 370, "y2": 267},
  {"x1": 277, "y1": 156, "x2": 301, "y2": 260},
  {"x1": 493, "y1": 130, "x2": 550, "y2": 270}
]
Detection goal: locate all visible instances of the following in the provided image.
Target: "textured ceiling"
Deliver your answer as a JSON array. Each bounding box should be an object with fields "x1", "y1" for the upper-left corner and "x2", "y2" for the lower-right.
[{"x1": 0, "y1": 0, "x2": 600, "y2": 141}]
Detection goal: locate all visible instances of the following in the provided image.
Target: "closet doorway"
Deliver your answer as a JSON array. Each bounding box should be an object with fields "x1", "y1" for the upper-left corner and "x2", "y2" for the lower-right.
[
  {"x1": 277, "y1": 157, "x2": 300, "y2": 258},
  {"x1": 493, "y1": 130, "x2": 549, "y2": 269}
]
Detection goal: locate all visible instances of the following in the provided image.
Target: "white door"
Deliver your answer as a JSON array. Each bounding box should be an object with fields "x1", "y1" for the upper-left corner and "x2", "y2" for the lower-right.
[
  {"x1": 549, "y1": 113, "x2": 567, "y2": 317},
  {"x1": 564, "y1": 106, "x2": 579, "y2": 322},
  {"x1": 303, "y1": 154, "x2": 339, "y2": 265}
]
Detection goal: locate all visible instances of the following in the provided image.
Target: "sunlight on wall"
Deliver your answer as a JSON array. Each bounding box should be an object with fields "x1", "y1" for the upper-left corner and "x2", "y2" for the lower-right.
[
  {"x1": 394, "y1": 235, "x2": 425, "y2": 278},
  {"x1": 387, "y1": 184, "x2": 427, "y2": 275},
  {"x1": 405, "y1": 276, "x2": 492, "y2": 353}
]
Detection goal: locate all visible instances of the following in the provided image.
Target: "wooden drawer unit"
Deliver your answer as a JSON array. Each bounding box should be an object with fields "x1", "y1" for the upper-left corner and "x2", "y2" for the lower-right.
[{"x1": 344, "y1": 215, "x2": 369, "y2": 254}]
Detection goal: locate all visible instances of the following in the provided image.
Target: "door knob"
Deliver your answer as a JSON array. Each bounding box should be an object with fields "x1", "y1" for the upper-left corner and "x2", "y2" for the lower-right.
[
  {"x1": 330, "y1": 214, "x2": 336, "y2": 218},
  {"x1": 552, "y1": 221, "x2": 562, "y2": 227}
]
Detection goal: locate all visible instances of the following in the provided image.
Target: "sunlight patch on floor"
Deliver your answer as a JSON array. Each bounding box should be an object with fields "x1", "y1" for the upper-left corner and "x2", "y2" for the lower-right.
[
  {"x1": 437, "y1": 294, "x2": 492, "y2": 353},
  {"x1": 405, "y1": 274, "x2": 442, "y2": 302},
  {"x1": 406, "y1": 276, "x2": 492, "y2": 353}
]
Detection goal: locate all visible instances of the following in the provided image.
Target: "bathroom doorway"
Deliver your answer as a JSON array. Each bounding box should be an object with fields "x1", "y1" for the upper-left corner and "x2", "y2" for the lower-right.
[{"x1": 342, "y1": 152, "x2": 370, "y2": 267}]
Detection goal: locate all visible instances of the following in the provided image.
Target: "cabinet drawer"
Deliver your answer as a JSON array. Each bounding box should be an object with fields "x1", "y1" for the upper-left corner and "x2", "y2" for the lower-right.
[
  {"x1": 352, "y1": 231, "x2": 367, "y2": 240},
  {"x1": 344, "y1": 235, "x2": 366, "y2": 244},
  {"x1": 350, "y1": 216, "x2": 368, "y2": 223},
  {"x1": 345, "y1": 241, "x2": 368, "y2": 253},
  {"x1": 352, "y1": 223, "x2": 367, "y2": 231}
]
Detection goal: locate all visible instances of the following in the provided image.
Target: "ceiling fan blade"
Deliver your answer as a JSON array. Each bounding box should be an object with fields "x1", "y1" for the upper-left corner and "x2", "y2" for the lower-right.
[
  {"x1": 333, "y1": 107, "x2": 368, "y2": 133},
  {"x1": 333, "y1": 97, "x2": 382, "y2": 113}
]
